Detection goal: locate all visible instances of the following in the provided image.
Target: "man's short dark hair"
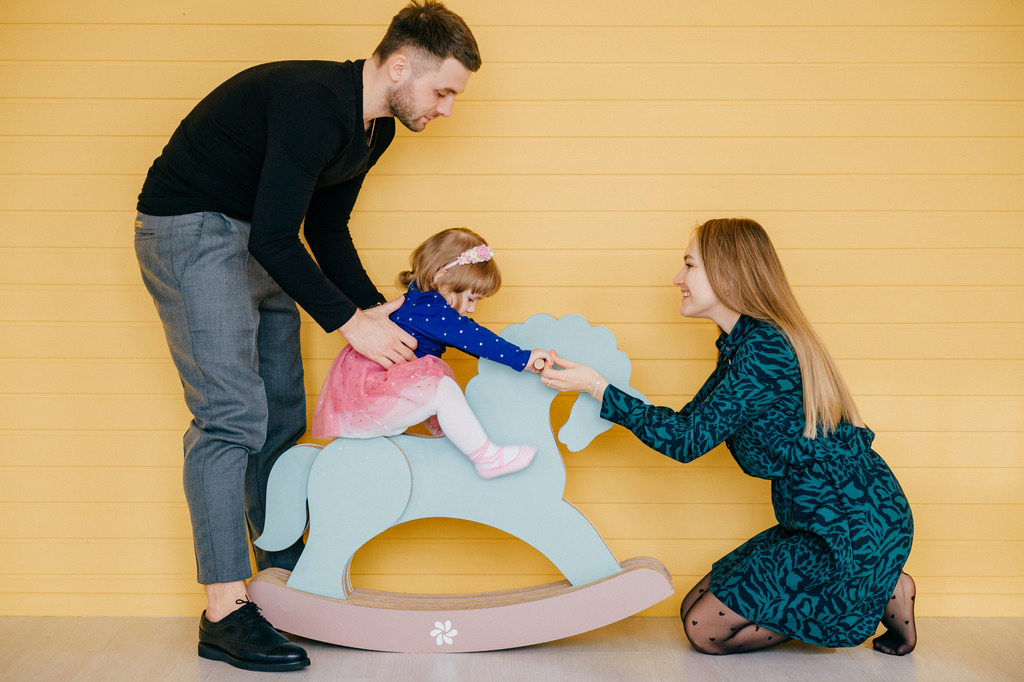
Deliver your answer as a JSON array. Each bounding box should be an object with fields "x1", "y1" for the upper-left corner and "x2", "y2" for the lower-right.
[{"x1": 373, "y1": 0, "x2": 481, "y2": 73}]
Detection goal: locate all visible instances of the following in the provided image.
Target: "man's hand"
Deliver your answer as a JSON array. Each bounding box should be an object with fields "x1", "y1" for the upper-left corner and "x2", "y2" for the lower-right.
[{"x1": 337, "y1": 296, "x2": 417, "y2": 368}]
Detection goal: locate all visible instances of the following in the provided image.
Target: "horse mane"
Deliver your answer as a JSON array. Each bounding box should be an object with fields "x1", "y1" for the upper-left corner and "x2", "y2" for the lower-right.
[{"x1": 466, "y1": 314, "x2": 647, "y2": 452}]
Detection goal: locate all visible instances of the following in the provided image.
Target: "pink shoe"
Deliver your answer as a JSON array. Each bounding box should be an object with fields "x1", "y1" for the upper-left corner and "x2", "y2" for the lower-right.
[{"x1": 472, "y1": 444, "x2": 537, "y2": 479}]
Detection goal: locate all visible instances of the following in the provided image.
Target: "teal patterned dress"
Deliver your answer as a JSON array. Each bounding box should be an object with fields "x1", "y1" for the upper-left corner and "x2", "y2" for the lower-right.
[{"x1": 601, "y1": 315, "x2": 913, "y2": 648}]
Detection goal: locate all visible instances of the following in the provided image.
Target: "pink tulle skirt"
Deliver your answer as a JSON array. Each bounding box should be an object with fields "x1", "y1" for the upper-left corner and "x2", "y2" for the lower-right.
[{"x1": 311, "y1": 345, "x2": 456, "y2": 439}]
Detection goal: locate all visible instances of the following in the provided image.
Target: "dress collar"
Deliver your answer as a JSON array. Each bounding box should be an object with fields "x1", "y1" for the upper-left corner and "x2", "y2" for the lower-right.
[{"x1": 715, "y1": 314, "x2": 760, "y2": 358}]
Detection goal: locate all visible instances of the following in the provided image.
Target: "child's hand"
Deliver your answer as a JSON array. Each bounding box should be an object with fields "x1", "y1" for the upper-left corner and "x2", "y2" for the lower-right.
[{"x1": 525, "y1": 349, "x2": 551, "y2": 373}]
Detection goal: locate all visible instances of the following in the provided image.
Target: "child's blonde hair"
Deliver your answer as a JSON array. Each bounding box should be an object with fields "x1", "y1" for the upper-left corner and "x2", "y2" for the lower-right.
[
  {"x1": 695, "y1": 218, "x2": 864, "y2": 438},
  {"x1": 398, "y1": 227, "x2": 501, "y2": 298}
]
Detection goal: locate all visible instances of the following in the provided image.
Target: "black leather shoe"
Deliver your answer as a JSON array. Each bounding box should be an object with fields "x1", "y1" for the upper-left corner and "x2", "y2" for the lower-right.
[{"x1": 198, "y1": 599, "x2": 310, "y2": 672}]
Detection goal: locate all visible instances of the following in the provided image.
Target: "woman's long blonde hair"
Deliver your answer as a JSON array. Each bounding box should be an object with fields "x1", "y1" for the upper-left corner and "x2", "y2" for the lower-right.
[
  {"x1": 398, "y1": 227, "x2": 501, "y2": 297},
  {"x1": 696, "y1": 218, "x2": 863, "y2": 438}
]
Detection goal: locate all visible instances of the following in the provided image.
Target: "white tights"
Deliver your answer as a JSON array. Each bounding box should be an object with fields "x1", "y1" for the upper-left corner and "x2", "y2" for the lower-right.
[
  {"x1": 396, "y1": 377, "x2": 488, "y2": 454},
  {"x1": 396, "y1": 377, "x2": 535, "y2": 478}
]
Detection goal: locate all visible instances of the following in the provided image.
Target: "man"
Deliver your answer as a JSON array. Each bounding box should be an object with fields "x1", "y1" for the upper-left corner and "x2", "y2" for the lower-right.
[{"x1": 134, "y1": 1, "x2": 480, "y2": 672}]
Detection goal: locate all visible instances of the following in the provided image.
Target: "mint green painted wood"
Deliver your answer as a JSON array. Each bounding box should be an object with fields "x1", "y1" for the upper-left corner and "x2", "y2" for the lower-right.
[
  {"x1": 285, "y1": 437, "x2": 412, "y2": 599},
  {"x1": 255, "y1": 314, "x2": 649, "y2": 600},
  {"x1": 255, "y1": 444, "x2": 320, "y2": 552}
]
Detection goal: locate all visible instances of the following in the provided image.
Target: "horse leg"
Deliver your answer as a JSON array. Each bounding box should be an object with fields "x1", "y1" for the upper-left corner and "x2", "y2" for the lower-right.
[
  {"x1": 487, "y1": 498, "x2": 622, "y2": 586},
  {"x1": 285, "y1": 438, "x2": 412, "y2": 599}
]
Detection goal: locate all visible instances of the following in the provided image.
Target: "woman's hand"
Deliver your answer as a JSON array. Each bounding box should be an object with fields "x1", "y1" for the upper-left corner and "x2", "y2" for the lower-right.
[
  {"x1": 540, "y1": 350, "x2": 609, "y2": 401},
  {"x1": 337, "y1": 297, "x2": 417, "y2": 368},
  {"x1": 525, "y1": 349, "x2": 552, "y2": 373}
]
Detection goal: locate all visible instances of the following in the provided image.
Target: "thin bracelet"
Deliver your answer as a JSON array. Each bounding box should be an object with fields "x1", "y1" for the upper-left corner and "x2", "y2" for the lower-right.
[{"x1": 590, "y1": 376, "x2": 607, "y2": 401}]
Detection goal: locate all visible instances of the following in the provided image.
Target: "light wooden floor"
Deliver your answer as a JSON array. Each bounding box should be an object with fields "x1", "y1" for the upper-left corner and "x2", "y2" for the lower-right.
[{"x1": 3, "y1": 616, "x2": 1023, "y2": 681}]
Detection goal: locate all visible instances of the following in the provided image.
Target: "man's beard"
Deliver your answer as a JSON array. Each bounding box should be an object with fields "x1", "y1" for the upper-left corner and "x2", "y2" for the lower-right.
[{"x1": 386, "y1": 79, "x2": 427, "y2": 132}]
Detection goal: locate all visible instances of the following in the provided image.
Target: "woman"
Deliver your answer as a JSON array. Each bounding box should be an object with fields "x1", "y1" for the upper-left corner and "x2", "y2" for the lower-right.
[{"x1": 541, "y1": 218, "x2": 916, "y2": 655}]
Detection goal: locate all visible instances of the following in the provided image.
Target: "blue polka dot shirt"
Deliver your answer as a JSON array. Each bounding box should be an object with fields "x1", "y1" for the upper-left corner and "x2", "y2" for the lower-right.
[{"x1": 390, "y1": 282, "x2": 531, "y2": 371}]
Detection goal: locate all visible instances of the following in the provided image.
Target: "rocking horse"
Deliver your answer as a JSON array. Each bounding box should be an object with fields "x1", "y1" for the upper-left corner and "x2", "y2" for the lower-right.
[{"x1": 248, "y1": 314, "x2": 674, "y2": 652}]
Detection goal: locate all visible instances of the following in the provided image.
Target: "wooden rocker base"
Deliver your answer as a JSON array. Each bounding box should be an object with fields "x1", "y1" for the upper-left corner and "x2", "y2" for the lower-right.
[{"x1": 248, "y1": 557, "x2": 674, "y2": 653}]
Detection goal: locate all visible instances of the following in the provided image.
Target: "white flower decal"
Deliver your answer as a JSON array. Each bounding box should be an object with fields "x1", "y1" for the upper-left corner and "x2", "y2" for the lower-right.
[{"x1": 430, "y1": 620, "x2": 458, "y2": 646}]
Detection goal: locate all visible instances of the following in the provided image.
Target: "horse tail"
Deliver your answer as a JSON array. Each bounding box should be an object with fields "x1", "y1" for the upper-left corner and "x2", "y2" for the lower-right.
[{"x1": 253, "y1": 444, "x2": 322, "y2": 552}]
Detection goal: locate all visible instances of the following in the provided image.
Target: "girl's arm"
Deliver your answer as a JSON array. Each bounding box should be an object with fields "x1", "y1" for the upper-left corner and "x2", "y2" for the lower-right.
[
  {"x1": 442, "y1": 315, "x2": 533, "y2": 370},
  {"x1": 400, "y1": 297, "x2": 533, "y2": 371}
]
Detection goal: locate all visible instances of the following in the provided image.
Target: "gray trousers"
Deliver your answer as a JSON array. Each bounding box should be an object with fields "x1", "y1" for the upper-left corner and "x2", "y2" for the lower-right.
[{"x1": 135, "y1": 211, "x2": 305, "y2": 584}]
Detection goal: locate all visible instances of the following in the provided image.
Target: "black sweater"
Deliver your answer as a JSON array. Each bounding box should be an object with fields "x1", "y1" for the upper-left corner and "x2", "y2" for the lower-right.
[{"x1": 138, "y1": 60, "x2": 395, "y2": 332}]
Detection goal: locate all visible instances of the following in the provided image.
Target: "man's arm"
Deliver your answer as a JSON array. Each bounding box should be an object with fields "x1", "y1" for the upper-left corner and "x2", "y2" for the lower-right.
[
  {"x1": 303, "y1": 176, "x2": 386, "y2": 314},
  {"x1": 245, "y1": 82, "x2": 363, "y2": 332}
]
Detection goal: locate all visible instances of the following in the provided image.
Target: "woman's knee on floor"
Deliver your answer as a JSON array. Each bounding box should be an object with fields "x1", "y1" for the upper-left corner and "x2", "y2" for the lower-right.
[{"x1": 680, "y1": 590, "x2": 747, "y2": 656}]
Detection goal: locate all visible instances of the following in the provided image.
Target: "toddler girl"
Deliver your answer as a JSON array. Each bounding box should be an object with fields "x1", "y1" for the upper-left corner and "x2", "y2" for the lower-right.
[{"x1": 312, "y1": 227, "x2": 549, "y2": 478}]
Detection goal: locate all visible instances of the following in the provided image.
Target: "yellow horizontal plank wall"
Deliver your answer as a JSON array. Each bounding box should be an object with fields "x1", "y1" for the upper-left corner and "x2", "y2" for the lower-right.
[{"x1": 1, "y1": 0, "x2": 1022, "y2": 619}]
